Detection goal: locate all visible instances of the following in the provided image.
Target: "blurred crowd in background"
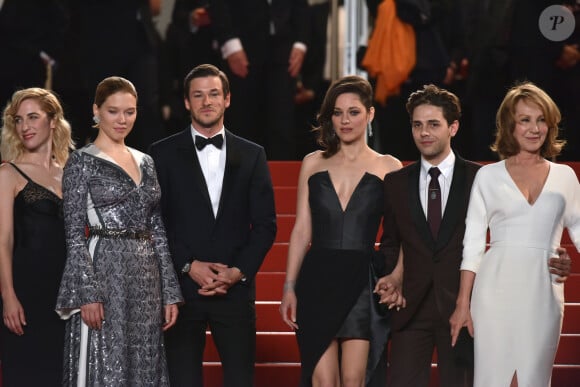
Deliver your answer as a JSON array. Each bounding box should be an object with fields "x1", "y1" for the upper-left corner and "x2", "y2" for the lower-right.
[{"x1": 0, "y1": 0, "x2": 579, "y2": 161}]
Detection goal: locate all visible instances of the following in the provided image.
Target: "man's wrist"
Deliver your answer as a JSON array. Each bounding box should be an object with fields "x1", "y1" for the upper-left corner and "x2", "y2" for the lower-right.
[
  {"x1": 181, "y1": 259, "x2": 195, "y2": 275},
  {"x1": 232, "y1": 266, "x2": 247, "y2": 283}
]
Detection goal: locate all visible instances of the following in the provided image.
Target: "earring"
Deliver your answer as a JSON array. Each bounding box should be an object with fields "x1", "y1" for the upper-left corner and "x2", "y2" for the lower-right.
[
  {"x1": 93, "y1": 115, "x2": 100, "y2": 124},
  {"x1": 367, "y1": 122, "x2": 373, "y2": 137}
]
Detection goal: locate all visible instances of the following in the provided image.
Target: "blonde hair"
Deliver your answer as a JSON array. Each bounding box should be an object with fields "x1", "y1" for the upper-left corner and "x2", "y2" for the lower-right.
[
  {"x1": 492, "y1": 82, "x2": 565, "y2": 159},
  {"x1": 1, "y1": 88, "x2": 75, "y2": 165}
]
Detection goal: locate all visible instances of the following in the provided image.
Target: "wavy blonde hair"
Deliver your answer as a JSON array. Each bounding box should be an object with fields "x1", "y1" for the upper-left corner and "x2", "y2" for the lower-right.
[{"x1": 1, "y1": 88, "x2": 75, "y2": 165}]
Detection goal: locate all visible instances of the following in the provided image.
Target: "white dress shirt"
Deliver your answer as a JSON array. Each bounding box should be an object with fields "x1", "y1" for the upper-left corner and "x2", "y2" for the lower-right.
[
  {"x1": 419, "y1": 151, "x2": 456, "y2": 217},
  {"x1": 191, "y1": 126, "x2": 226, "y2": 217}
]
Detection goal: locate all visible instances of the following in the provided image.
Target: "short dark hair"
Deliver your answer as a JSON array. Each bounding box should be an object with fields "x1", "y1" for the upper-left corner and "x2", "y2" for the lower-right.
[
  {"x1": 406, "y1": 84, "x2": 461, "y2": 125},
  {"x1": 183, "y1": 64, "x2": 230, "y2": 98}
]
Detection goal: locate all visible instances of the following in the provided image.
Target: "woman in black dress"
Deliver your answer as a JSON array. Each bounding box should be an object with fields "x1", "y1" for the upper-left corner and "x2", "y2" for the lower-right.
[
  {"x1": 0, "y1": 88, "x2": 75, "y2": 386},
  {"x1": 279, "y1": 76, "x2": 402, "y2": 386}
]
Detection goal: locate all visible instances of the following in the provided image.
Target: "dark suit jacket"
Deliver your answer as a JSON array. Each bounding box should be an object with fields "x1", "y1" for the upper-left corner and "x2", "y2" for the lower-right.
[
  {"x1": 381, "y1": 156, "x2": 480, "y2": 331},
  {"x1": 149, "y1": 128, "x2": 277, "y2": 301},
  {"x1": 209, "y1": 0, "x2": 309, "y2": 62}
]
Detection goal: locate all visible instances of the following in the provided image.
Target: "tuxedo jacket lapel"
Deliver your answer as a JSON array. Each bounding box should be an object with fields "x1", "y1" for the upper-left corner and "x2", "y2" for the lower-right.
[
  {"x1": 408, "y1": 163, "x2": 436, "y2": 249},
  {"x1": 435, "y1": 158, "x2": 468, "y2": 252},
  {"x1": 215, "y1": 130, "x2": 240, "y2": 221},
  {"x1": 176, "y1": 130, "x2": 214, "y2": 217}
]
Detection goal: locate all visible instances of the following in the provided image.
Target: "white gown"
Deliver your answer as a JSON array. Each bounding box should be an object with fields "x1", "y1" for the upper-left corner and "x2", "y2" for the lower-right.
[{"x1": 461, "y1": 161, "x2": 580, "y2": 387}]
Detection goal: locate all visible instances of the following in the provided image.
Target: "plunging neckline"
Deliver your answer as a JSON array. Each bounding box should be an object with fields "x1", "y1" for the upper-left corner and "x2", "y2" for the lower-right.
[
  {"x1": 319, "y1": 170, "x2": 376, "y2": 213},
  {"x1": 503, "y1": 160, "x2": 551, "y2": 207},
  {"x1": 88, "y1": 144, "x2": 143, "y2": 186}
]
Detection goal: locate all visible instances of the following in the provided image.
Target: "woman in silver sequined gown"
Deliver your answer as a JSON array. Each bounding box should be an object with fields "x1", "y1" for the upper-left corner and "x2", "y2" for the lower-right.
[{"x1": 56, "y1": 77, "x2": 183, "y2": 386}]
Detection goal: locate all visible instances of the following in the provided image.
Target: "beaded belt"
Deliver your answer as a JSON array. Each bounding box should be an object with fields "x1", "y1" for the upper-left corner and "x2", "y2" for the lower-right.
[{"x1": 88, "y1": 226, "x2": 152, "y2": 240}]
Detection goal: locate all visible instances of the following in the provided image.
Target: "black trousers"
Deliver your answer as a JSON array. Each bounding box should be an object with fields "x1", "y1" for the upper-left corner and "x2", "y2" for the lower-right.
[
  {"x1": 388, "y1": 287, "x2": 473, "y2": 387},
  {"x1": 164, "y1": 298, "x2": 257, "y2": 387}
]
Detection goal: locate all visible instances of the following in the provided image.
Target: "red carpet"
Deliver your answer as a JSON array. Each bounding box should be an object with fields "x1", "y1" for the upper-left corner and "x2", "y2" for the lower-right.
[{"x1": 199, "y1": 161, "x2": 580, "y2": 386}]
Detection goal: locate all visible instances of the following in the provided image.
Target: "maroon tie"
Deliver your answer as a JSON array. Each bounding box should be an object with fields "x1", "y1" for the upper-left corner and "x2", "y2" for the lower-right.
[{"x1": 428, "y1": 167, "x2": 442, "y2": 238}]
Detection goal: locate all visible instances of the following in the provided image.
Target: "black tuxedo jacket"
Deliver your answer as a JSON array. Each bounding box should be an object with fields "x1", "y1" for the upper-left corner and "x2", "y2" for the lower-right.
[
  {"x1": 381, "y1": 156, "x2": 480, "y2": 331},
  {"x1": 149, "y1": 129, "x2": 277, "y2": 300}
]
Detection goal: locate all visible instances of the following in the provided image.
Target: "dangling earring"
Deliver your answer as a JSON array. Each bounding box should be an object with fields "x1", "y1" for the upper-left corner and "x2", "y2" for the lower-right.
[
  {"x1": 367, "y1": 122, "x2": 373, "y2": 137},
  {"x1": 93, "y1": 115, "x2": 100, "y2": 124}
]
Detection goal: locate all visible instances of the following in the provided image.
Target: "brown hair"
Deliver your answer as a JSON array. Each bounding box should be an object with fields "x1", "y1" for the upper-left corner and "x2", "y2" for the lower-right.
[
  {"x1": 183, "y1": 63, "x2": 230, "y2": 98},
  {"x1": 92, "y1": 76, "x2": 138, "y2": 128},
  {"x1": 406, "y1": 84, "x2": 461, "y2": 125},
  {"x1": 314, "y1": 75, "x2": 373, "y2": 158},
  {"x1": 492, "y1": 82, "x2": 564, "y2": 159}
]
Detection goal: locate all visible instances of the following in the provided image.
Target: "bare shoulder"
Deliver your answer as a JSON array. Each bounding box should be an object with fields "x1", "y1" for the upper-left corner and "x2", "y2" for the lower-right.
[
  {"x1": 372, "y1": 152, "x2": 403, "y2": 178},
  {"x1": 0, "y1": 163, "x2": 20, "y2": 196},
  {"x1": 300, "y1": 150, "x2": 327, "y2": 178}
]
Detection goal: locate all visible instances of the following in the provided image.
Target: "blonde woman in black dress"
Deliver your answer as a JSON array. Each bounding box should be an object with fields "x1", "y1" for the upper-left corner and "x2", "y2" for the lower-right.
[{"x1": 0, "y1": 88, "x2": 75, "y2": 386}]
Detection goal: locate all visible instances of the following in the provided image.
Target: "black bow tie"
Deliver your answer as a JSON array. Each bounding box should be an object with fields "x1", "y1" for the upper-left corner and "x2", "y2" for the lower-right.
[{"x1": 195, "y1": 134, "x2": 223, "y2": 150}]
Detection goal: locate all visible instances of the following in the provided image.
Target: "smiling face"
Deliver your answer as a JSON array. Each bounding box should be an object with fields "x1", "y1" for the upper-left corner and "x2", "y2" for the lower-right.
[
  {"x1": 93, "y1": 91, "x2": 137, "y2": 145},
  {"x1": 512, "y1": 99, "x2": 548, "y2": 156},
  {"x1": 331, "y1": 92, "x2": 373, "y2": 145},
  {"x1": 411, "y1": 104, "x2": 458, "y2": 165},
  {"x1": 184, "y1": 75, "x2": 230, "y2": 136},
  {"x1": 14, "y1": 98, "x2": 55, "y2": 152}
]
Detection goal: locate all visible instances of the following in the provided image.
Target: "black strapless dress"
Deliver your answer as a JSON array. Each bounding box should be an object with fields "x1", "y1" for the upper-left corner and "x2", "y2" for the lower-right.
[
  {"x1": 0, "y1": 164, "x2": 66, "y2": 386},
  {"x1": 295, "y1": 171, "x2": 390, "y2": 386}
]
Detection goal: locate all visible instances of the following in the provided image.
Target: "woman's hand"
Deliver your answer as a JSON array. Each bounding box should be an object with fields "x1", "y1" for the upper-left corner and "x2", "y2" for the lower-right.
[
  {"x1": 2, "y1": 294, "x2": 26, "y2": 335},
  {"x1": 80, "y1": 302, "x2": 105, "y2": 330},
  {"x1": 162, "y1": 304, "x2": 179, "y2": 331},
  {"x1": 449, "y1": 303, "x2": 474, "y2": 347},
  {"x1": 279, "y1": 283, "x2": 299, "y2": 330}
]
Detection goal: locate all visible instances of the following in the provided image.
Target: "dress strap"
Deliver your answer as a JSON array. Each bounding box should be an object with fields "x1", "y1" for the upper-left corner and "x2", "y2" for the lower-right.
[{"x1": 8, "y1": 162, "x2": 32, "y2": 182}]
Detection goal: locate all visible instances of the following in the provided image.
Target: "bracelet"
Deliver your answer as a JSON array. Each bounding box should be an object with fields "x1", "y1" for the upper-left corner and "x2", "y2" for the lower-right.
[{"x1": 283, "y1": 281, "x2": 295, "y2": 292}]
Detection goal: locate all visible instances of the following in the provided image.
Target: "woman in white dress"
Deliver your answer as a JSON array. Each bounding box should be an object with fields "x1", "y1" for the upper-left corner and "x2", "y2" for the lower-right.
[{"x1": 450, "y1": 82, "x2": 580, "y2": 387}]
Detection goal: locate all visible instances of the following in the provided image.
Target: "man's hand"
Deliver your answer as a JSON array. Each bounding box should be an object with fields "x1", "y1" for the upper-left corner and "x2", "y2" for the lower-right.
[
  {"x1": 550, "y1": 247, "x2": 572, "y2": 283},
  {"x1": 188, "y1": 260, "x2": 226, "y2": 287},
  {"x1": 227, "y1": 50, "x2": 250, "y2": 78},
  {"x1": 191, "y1": 7, "x2": 211, "y2": 28},
  {"x1": 288, "y1": 47, "x2": 305, "y2": 78},
  {"x1": 198, "y1": 265, "x2": 244, "y2": 296},
  {"x1": 374, "y1": 272, "x2": 405, "y2": 310}
]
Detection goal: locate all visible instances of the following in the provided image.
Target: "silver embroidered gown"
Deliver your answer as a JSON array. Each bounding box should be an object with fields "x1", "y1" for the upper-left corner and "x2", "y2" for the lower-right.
[{"x1": 56, "y1": 144, "x2": 183, "y2": 386}]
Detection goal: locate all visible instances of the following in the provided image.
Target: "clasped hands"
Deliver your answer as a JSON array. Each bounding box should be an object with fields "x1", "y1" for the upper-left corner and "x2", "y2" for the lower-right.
[
  {"x1": 187, "y1": 260, "x2": 244, "y2": 296},
  {"x1": 373, "y1": 272, "x2": 406, "y2": 310}
]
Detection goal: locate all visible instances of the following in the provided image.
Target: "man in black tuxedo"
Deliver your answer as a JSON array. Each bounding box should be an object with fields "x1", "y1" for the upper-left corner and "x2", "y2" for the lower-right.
[{"x1": 149, "y1": 64, "x2": 277, "y2": 386}]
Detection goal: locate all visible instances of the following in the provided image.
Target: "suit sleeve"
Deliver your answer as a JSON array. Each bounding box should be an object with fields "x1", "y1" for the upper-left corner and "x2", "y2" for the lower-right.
[
  {"x1": 208, "y1": 0, "x2": 238, "y2": 45},
  {"x1": 232, "y1": 148, "x2": 277, "y2": 281},
  {"x1": 378, "y1": 174, "x2": 401, "y2": 276}
]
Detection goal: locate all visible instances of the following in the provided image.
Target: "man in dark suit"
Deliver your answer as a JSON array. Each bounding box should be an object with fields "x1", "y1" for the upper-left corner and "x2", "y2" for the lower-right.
[
  {"x1": 149, "y1": 64, "x2": 277, "y2": 387},
  {"x1": 209, "y1": 0, "x2": 309, "y2": 160},
  {"x1": 375, "y1": 84, "x2": 571, "y2": 386}
]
